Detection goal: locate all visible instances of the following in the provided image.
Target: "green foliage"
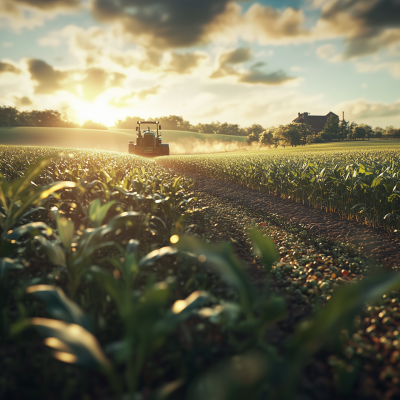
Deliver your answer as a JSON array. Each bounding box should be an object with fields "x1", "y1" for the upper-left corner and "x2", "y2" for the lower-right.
[
  {"x1": 3, "y1": 145, "x2": 400, "y2": 400},
  {"x1": 0, "y1": 106, "x2": 79, "y2": 128},
  {"x1": 159, "y1": 148, "x2": 400, "y2": 232},
  {"x1": 321, "y1": 114, "x2": 340, "y2": 141},
  {"x1": 274, "y1": 123, "x2": 302, "y2": 146},
  {"x1": 259, "y1": 129, "x2": 274, "y2": 148}
]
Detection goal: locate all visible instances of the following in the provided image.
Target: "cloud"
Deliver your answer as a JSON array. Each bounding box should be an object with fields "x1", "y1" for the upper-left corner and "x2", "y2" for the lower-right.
[
  {"x1": 14, "y1": 95, "x2": 33, "y2": 107},
  {"x1": 210, "y1": 47, "x2": 252, "y2": 78},
  {"x1": 210, "y1": 47, "x2": 294, "y2": 85},
  {"x1": 342, "y1": 99, "x2": 400, "y2": 120},
  {"x1": 0, "y1": 62, "x2": 21, "y2": 74},
  {"x1": 27, "y1": 59, "x2": 66, "y2": 93},
  {"x1": 0, "y1": 0, "x2": 81, "y2": 29},
  {"x1": 166, "y1": 52, "x2": 206, "y2": 74},
  {"x1": 319, "y1": 0, "x2": 400, "y2": 58},
  {"x1": 241, "y1": 4, "x2": 309, "y2": 43},
  {"x1": 27, "y1": 58, "x2": 126, "y2": 101},
  {"x1": 90, "y1": 0, "x2": 232, "y2": 48},
  {"x1": 14, "y1": 0, "x2": 80, "y2": 10},
  {"x1": 136, "y1": 85, "x2": 161, "y2": 100},
  {"x1": 239, "y1": 69, "x2": 294, "y2": 85},
  {"x1": 355, "y1": 61, "x2": 400, "y2": 78},
  {"x1": 109, "y1": 85, "x2": 161, "y2": 108},
  {"x1": 315, "y1": 43, "x2": 342, "y2": 62}
]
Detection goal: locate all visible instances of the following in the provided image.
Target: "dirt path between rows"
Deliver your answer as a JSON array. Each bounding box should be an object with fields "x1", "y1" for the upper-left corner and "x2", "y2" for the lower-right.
[{"x1": 178, "y1": 171, "x2": 400, "y2": 266}]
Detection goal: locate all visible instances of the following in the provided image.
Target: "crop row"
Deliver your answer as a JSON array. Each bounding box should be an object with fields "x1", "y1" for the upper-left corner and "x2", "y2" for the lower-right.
[{"x1": 159, "y1": 148, "x2": 400, "y2": 231}]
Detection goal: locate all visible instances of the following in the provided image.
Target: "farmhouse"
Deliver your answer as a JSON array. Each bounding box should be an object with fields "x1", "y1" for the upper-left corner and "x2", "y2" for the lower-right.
[{"x1": 293, "y1": 111, "x2": 339, "y2": 135}]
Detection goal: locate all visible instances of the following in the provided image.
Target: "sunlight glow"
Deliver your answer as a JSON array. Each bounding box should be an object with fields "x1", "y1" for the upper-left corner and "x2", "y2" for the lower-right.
[{"x1": 53, "y1": 351, "x2": 77, "y2": 364}]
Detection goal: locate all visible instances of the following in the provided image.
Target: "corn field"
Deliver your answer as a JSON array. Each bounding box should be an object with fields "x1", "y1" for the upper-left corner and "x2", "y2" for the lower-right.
[
  {"x1": 2, "y1": 145, "x2": 400, "y2": 400},
  {"x1": 159, "y1": 149, "x2": 400, "y2": 231}
]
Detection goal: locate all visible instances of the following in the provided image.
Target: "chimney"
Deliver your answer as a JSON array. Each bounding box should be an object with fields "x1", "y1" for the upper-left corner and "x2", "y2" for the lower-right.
[
  {"x1": 298, "y1": 112, "x2": 300, "y2": 117},
  {"x1": 342, "y1": 111, "x2": 344, "y2": 121}
]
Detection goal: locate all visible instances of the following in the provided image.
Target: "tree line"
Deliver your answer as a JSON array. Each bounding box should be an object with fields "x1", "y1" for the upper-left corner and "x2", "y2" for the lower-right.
[
  {"x1": 114, "y1": 115, "x2": 267, "y2": 137},
  {"x1": 249, "y1": 114, "x2": 400, "y2": 148},
  {"x1": 0, "y1": 106, "x2": 108, "y2": 130}
]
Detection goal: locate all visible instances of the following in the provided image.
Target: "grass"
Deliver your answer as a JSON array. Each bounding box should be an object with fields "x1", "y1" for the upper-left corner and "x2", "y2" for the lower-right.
[
  {"x1": 2, "y1": 143, "x2": 400, "y2": 399},
  {"x1": 0, "y1": 127, "x2": 245, "y2": 154}
]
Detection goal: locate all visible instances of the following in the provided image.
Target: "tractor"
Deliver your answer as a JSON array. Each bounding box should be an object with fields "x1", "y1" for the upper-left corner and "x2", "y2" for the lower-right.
[{"x1": 128, "y1": 120, "x2": 170, "y2": 156}]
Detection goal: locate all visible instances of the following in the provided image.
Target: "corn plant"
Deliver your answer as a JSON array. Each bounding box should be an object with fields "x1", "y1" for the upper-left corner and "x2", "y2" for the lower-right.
[{"x1": 159, "y1": 149, "x2": 400, "y2": 231}]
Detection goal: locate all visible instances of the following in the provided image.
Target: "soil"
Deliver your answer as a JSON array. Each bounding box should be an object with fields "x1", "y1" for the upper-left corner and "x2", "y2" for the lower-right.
[{"x1": 181, "y1": 171, "x2": 400, "y2": 268}]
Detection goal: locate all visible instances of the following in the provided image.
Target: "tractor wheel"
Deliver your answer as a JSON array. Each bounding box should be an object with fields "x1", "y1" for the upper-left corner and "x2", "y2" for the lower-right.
[{"x1": 161, "y1": 144, "x2": 170, "y2": 156}]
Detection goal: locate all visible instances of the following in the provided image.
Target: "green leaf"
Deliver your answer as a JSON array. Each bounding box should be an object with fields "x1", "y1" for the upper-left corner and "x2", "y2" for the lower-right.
[
  {"x1": 248, "y1": 228, "x2": 279, "y2": 272},
  {"x1": 371, "y1": 177, "x2": 382, "y2": 188},
  {"x1": 177, "y1": 236, "x2": 255, "y2": 316},
  {"x1": 6, "y1": 222, "x2": 52, "y2": 240},
  {"x1": 27, "y1": 285, "x2": 91, "y2": 331},
  {"x1": 0, "y1": 257, "x2": 23, "y2": 279},
  {"x1": 11, "y1": 157, "x2": 52, "y2": 200},
  {"x1": 89, "y1": 199, "x2": 117, "y2": 228},
  {"x1": 31, "y1": 317, "x2": 110, "y2": 370},
  {"x1": 56, "y1": 214, "x2": 74, "y2": 249},
  {"x1": 90, "y1": 266, "x2": 125, "y2": 314},
  {"x1": 36, "y1": 236, "x2": 66, "y2": 268},
  {"x1": 138, "y1": 246, "x2": 178, "y2": 268}
]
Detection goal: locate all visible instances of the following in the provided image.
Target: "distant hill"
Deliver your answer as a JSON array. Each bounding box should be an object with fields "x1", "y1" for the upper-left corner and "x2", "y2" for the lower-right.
[{"x1": 0, "y1": 127, "x2": 246, "y2": 154}]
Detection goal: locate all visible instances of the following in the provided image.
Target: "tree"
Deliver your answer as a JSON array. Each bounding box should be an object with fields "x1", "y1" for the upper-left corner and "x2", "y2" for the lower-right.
[
  {"x1": 353, "y1": 125, "x2": 366, "y2": 140},
  {"x1": 320, "y1": 114, "x2": 339, "y2": 141},
  {"x1": 274, "y1": 123, "x2": 301, "y2": 147},
  {"x1": 296, "y1": 123, "x2": 314, "y2": 144},
  {"x1": 246, "y1": 132, "x2": 260, "y2": 145},
  {"x1": 245, "y1": 124, "x2": 264, "y2": 137},
  {"x1": 338, "y1": 119, "x2": 349, "y2": 140},
  {"x1": 259, "y1": 129, "x2": 275, "y2": 148},
  {"x1": 373, "y1": 126, "x2": 384, "y2": 138},
  {"x1": 0, "y1": 106, "x2": 19, "y2": 126},
  {"x1": 359, "y1": 124, "x2": 372, "y2": 140}
]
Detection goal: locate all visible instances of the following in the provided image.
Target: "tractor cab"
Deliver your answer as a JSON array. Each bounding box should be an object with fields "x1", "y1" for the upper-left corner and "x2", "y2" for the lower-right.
[{"x1": 128, "y1": 120, "x2": 169, "y2": 157}]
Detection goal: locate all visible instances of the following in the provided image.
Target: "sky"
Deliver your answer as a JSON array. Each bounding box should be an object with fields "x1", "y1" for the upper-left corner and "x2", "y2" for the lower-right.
[{"x1": 0, "y1": 0, "x2": 399, "y2": 129}]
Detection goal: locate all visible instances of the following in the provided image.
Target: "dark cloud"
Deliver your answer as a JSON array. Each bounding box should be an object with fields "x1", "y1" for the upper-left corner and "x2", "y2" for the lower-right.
[
  {"x1": 90, "y1": 0, "x2": 232, "y2": 48},
  {"x1": 221, "y1": 47, "x2": 252, "y2": 64},
  {"x1": 14, "y1": 96, "x2": 33, "y2": 107},
  {"x1": 0, "y1": 62, "x2": 21, "y2": 74},
  {"x1": 27, "y1": 59, "x2": 66, "y2": 93},
  {"x1": 321, "y1": 0, "x2": 400, "y2": 58},
  {"x1": 14, "y1": 0, "x2": 80, "y2": 10},
  {"x1": 239, "y1": 69, "x2": 294, "y2": 85},
  {"x1": 210, "y1": 47, "x2": 294, "y2": 85},
  {"x1": 167, "y1": 52, "x2": 205, "y2": 74},
  {"x1": 27, "y1": 59, "x2": 126, "y2": 101},
  {"x1": 210, "y1": 47, "x2": 252, "y2": 78}
]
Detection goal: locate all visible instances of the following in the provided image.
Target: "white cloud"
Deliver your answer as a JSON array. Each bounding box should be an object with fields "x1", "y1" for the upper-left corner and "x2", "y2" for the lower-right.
[
  {"x1": 316, "y1": 43, "x2": 342, "y2": 62},
  {"x1": 355, "y1": 61, "x2": 400, "y2": 78},
  {"x1": 337, "y1": 99, "x2": 400, "y2": 122}
]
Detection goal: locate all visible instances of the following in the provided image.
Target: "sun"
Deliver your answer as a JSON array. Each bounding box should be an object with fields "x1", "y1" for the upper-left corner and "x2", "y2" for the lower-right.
[{"x1": 75, "y1": 100, "x2": 119, "y2": 127}]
